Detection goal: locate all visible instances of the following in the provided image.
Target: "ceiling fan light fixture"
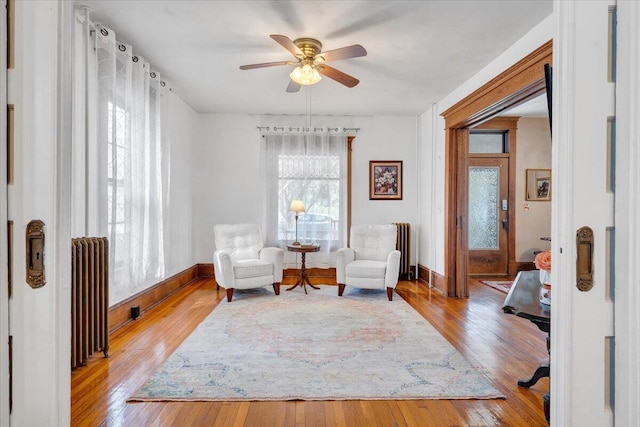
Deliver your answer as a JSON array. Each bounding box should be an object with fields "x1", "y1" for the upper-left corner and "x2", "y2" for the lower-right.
[{"x1": 289, "y1": 63, "x2": 322, "y2": 85}]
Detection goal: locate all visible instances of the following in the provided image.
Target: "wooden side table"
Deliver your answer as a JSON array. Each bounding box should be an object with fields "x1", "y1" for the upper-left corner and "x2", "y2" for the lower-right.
[{"x1": 286, "y1": 244, "x2": 320, "y2": 294}]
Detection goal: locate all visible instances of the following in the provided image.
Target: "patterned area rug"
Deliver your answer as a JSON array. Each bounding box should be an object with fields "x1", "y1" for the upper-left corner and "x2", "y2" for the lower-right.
[
  {"x1": 129, "y1": 286, "x2": 504, "y2": 401},
  {"x1": 479, "y1": 280, "x2": 514, "y2": 294}
]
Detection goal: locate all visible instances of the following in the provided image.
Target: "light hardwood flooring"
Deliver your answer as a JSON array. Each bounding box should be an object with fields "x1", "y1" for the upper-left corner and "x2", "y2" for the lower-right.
[{"x1": 71, "y1": 277, "x2": 549, "y2": 426}]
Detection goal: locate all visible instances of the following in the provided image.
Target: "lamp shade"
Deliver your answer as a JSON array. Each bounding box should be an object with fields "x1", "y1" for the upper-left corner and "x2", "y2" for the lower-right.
[
  {"x1": 289, "y1": 200, "x2": 305, "y2": 213},
  {"x1": 289, "y1": 64, "x2": 322, "y2": 85}
]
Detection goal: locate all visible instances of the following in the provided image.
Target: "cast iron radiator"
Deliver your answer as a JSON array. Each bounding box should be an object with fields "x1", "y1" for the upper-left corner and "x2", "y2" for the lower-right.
[
  {"x1": 71, "y1": 237, "x2": 109, "y2": 368},
  {"x1": 394, "y1": 223, "x2": 412, "y2": 280}
]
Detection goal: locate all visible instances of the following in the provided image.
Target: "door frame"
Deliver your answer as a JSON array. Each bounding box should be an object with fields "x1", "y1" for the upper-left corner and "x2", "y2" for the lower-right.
[
  {"x1": 614, "y1": 1, "x2": 640, "y2": 424},
  {"x1": 442, "y1": 40, "x2": 552, "y2": 297}
]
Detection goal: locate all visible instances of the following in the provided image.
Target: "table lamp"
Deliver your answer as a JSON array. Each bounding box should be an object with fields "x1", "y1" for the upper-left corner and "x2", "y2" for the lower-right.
[{"x1": 289, "y1": 200, "x2": 305, "y2": 245}]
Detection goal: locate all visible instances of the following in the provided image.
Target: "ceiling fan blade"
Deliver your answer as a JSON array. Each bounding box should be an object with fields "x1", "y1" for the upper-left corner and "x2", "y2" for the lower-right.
[
  {"x1": 317, "y1": 45, "x2": 367, "y2": 62},
  {"x1": 286, "y1": 80, "x2": 301, "y2": 93},
  {"x1": 270, "y1": 34, "x2": 304, "y2": 57},
  {"x1": 318, "y1": 65, "x2": 360, "y2": 88},
  {"x1": 239, "y1": 61, "x2": 291, "y2": 70}
]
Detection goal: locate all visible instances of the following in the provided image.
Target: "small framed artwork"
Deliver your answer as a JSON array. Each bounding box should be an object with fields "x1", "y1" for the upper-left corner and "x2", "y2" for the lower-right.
[
  {"x1": 526, "y1": 168, "x2": 551, "y2": 201},
  {"x1": 369, "y1": 160, "x2": 403, "y2": 200}
]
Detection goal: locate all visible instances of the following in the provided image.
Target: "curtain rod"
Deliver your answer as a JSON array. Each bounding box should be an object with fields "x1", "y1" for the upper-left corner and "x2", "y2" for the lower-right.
[
  {"x1": 81, "y1": 6, "x2": 172, "y2": 91},
  {"x1": 256, "y1": 127, "x2": 360, "y2": 133}
]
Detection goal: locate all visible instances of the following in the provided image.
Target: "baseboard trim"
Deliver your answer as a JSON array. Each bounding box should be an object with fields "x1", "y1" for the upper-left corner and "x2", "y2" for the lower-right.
[
  {"x1": 109, "y1": 265, "x2": 200, "y2": 333},
  {"x1": 109, "y1": 262, "x2": 425, "y2": 332},
  {"x1": 417, "y1": 264, "x2": 430, "y2": 285},
  {"x1": 431, "y1": 270, "x2": 447, "y2": 296},
  {"x1": 417, "y1": 264, "x2": 447, "y2": 295},
  {"x1": 197, "y1": 263, "x2": 214, "y2": 277}
]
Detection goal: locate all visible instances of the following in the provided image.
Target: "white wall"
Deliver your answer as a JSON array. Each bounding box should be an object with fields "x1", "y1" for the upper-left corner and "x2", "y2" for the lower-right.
[
  {"x1": 193, "y1": 114, "x2": 263, "y2": 263},
  {"x1": 515, "y1": 117, "x2": 551, "y2": 261},
  {"x1": 194, "y1": 114, "x2": 419, "y2": 267},
  {"x1": 418, "y1": 15, "x2": 554, "y2": 275}
]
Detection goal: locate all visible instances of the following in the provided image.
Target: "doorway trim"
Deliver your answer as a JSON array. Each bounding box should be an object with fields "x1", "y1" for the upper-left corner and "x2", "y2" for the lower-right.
[{"x1": 441, "y1": 40, "x2": 552, "y2": 297}]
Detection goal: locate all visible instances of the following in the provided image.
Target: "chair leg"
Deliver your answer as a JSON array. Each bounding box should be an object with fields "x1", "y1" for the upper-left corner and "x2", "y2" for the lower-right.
[
  {"x1": 273, "y1": 283, "x2": 280, "y2": 295},
  {"x1": 387, "y1": 287, "x2": 393, "y2": 301},
  {"x1": 216, "y1": 283, "x2": 220, "y2": 290},
  {"x1": 226, "y1": 288, "x2": 234, "y2": 302},
  {"x1": 338, "y1": 284, "x2": 345, "y2": 296}
]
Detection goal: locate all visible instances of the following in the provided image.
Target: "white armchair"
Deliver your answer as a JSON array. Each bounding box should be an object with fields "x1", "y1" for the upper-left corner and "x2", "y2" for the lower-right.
[
  {"x1": 336, "y1": 224, "x2": 401, "y2": 301},
  {"x1": 213, "y1": 223, "x2": 284, "y2": 302}
]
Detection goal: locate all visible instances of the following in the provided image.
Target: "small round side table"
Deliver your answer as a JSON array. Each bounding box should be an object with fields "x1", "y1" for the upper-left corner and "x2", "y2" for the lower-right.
[{"x1": 286, "y1": 244, "x2": 320, "y2": 294}]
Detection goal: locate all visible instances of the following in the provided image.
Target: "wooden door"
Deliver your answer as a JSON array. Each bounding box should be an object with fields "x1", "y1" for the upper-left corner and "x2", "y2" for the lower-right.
[{"x1": 467, "y1": 157, "x2": 509, "y2": 275}]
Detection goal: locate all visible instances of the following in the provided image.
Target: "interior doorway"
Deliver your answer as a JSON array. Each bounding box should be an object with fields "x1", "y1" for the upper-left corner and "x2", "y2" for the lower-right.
[{"x1": 442, "y1": 40, "x2": 552, "y2": 297}]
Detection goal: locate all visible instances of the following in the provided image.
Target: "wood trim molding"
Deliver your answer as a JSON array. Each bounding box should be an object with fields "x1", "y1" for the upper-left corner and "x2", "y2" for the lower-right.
[
  {"x1": 109, "y1": 265, "x2": 199, "y2": 333},
  {"x1": 109, "y1": 261, "x2": 419, "y2": 332},
  {"x1": 431, "y1": 270, "x2": 447, "y2": 295},
  {"x1": 443, "y1": 40, "x2": 552, "y2": 128},
  {"x1": 442, "y1": 40, "x2": 552, "y2": 298},
  {"x1": 347, "y1": 136, "x2": 354, "y2": 245},
  {"x1": 417, "y1": 264, "x2": 430, "y2": 285},
  {"x1": 197, "y1": 263, "x2": 214, "y2": 277}
]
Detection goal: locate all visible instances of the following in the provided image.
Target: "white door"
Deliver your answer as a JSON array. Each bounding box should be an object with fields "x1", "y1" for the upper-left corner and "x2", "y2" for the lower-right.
[
  {"x1": 7, "y1": 1, "x2": 71, "y2": 426},
  {"x1": 553, "y1": 1, "x2": 616, "y2": 425}
]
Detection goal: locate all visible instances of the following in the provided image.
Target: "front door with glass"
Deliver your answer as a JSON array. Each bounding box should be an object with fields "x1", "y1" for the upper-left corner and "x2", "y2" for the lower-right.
[{"x1": 467, "y1": 157, "x2": 509, "y2": 275}]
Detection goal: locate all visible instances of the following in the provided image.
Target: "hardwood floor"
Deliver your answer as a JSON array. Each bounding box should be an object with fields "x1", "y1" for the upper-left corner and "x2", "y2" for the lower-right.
[{"x1": 71, "y1": 277, "x2": 549, "y2": 426}]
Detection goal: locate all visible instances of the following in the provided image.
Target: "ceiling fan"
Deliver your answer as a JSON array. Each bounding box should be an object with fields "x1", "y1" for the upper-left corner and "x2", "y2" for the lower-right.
[{"x1": 239, "y1": 34, "x2": 367, "y2": 93}]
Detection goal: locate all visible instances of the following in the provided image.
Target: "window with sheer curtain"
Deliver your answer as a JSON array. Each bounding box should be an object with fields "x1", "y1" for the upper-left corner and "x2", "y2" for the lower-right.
[
  {"x1": 96, "y1": 25, "x2": 166, "y2": 305},
  {"x1": 263, "y1": 133, "x2": 347, "y2": 267},
  {"x1": 73, "y1": 7, "x2": 168, "y2": 305}
]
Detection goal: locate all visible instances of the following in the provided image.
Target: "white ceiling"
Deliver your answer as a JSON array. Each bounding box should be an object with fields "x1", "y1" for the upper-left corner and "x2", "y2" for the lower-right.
[{"x1": 81, "y1": 0, "x2": 552, "y2": 116}]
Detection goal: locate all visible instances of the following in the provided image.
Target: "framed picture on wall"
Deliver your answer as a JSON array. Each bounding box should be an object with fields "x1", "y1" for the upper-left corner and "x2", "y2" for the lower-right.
[
  {"x1": 526, "y1": 168, "x2": 551, "y2": 201},
  {"x1": 369, "y1": 160, "x2": 403, "y2": 200}
]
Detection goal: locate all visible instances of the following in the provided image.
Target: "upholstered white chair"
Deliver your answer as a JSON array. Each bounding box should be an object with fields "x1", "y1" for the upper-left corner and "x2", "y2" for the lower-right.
[
  {"x1": 213, "y1": 223, "x2": 284, "y2": 302},
  {"x1": 336, "y1": 224, "x2": 401, "y2": 301}
]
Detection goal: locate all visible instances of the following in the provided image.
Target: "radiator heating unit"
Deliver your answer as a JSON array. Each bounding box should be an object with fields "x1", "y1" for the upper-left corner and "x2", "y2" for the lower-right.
[
  {"x1": 71, "y1": 237, "x2": 110, "y2": 369},
  {"x1": 394, "y1": 223, "x2": 412, "y2": 280}
]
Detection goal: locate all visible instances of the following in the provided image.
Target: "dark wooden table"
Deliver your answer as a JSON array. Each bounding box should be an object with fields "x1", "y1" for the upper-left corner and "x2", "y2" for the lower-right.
[
  {"x1": 502, "y1": 270, "x2": 551, "y2": 423},
  {"x1": 286, "y1": 244, "x2": 320, "y2": 294}
]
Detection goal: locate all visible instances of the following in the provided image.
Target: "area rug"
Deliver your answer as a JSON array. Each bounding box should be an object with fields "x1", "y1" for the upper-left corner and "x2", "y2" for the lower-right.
[
  {"x1": 129, "y1": 286, "x2": 504, "y2": 402},
  {"x1": 479, "y1": 280, "x2": 513, "y2": 294}
]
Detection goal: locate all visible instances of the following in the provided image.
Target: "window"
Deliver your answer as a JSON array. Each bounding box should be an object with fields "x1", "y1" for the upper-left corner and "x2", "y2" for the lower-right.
[
  {"x1": 95, "y1": 27, "x2": 166, "y2": 304},
  {"x1": 469, "y1": 131, "x2": 508, "y2": 153},
  {"x1": 277, "y1": 153, "x2": 341, "y2": 244},
  {"x1": 106, "y1": 101, "x2": 127, "y2": 275},
  {"x1": 264, "y1": 133, "x2": 348, "y2": 264}
]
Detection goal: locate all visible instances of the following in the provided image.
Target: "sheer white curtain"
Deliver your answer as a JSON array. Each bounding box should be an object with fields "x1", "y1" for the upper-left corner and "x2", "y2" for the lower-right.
[
  {"x1": 263, "y1": 133, "x2": 347, "y2": 268},
  {"x1": 73, "y1": 7, "x2": 167, "y2": 305}
]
